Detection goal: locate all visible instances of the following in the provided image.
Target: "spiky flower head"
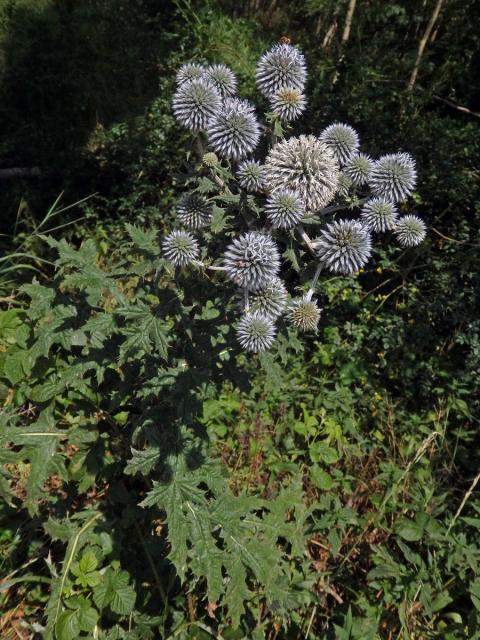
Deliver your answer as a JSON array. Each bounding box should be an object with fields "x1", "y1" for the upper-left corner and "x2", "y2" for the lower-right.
[
  {"x1": 256, "y1": 43, "x2": 307, "y2": 98},
  {"x1": 207, "y1": 98, "x2": 260, "y2": 162},
  {"x1": 246, "y1": 277, "x2": 288, "y2": 318},
  {"x1": 176, "y1": 192, "x2": 212, "y2": 229},
  {"x1": 224, "y1": 231, "x2": 280, "y2": 291},
  {"x1": 316, "y1": 219, "x2": 372, "y2": 275},
  {"x1": 337, "y1": 173, "x2": 353, "y2": 199},
  {"x1": 319, "y1": 123, "x2": 360, "y2": 166},
  {"x1": 265, "y1": 188, "x2": 305, "y2": 229},
  {"x1": 369, "y1": 152, "x2": 417, "y2": 202},
  {"x1": 176, "y1": 63, "x2": 204, "y2": 85},
  {"x1": 287, "y1": 296, "x2": 321, "y2": 332},
  {"x1": 270, "y1": 87, "x2": 306, "y2": 121},
  {"x1": 237, "y1": 160, "x2": 265, "y2": 193},
  {"x1": 344, "y1": 153, "x2": 373, "y2": 187},
  {"x1": 264, "y1": 135, "x2": 339, "y2": 212},
  {"x1": 394, "y1": 214, "x2": 427, "y2": 247},
  {"x1": 360, "y1": 197, "x2": 398, "y2": 232},
  {"x1": 202, "y1": 152, "x2": 219, "y2": 168},
  {"x1": 172, "y1": 78, "x2": 221, "y2": 132},
  {"x1": 162, "y1": 230, "x2": 199, "y2": 267},
  {"x1": 236, "y1": 312, "x2": 276, "y2": 353},
  {"x1": 203, "y1": 64, "x2": 237, "y2": 97}
]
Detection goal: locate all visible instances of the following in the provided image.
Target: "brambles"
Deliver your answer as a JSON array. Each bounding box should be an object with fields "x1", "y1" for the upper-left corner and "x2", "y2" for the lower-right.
[{"x1": 167, "y1": 41, "x2": 427, "y2": 352}]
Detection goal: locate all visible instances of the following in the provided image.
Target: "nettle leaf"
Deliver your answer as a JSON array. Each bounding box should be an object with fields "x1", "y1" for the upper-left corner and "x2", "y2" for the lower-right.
[{"x1": 93, "y1": 569, "x2": 136, "y2": 615}]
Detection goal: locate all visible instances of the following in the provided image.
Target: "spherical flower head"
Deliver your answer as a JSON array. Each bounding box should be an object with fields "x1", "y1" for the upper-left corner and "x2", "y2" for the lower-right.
[
  {"x1": 224, "y1": 231, "x2": 280, "y2": 291},
  {"x1": 369, "y1": 152, "x2": 417, "y2": 202},
  {"x1": 236, "y1": 311, "x2": 276, "y2": 353},
  {"x1": 162, "y1": 230, "x2": 199, "y2": 267},
  {"x1": 207, "y1": 98, "x2": 260, "y2": 162},
  {"x1": 270, "y1": 86, "x2": 306, "y2": 121},
  {"x1": 202, "y1": 152, "x2": 219, "y2": 168},
  {"x1": 237, "y1": 160, "x2": 265, "y2": 193},
  {"x1": 172, "y1": 78, "x2": 221, "y2": 132},
  {"x1": 394, "y1": 214, "x2": 427, "y2": 247},
  {"x1": 264, "y1": 135, "x2": 339, "y2": 212},
  {"x1": 256, "y1": 43, "x2": 307, "y2": 98},
  {"x1": 344, "y1": 153, "x2": 373, "y2": 187},
  {"x1": 176, "y1": 63, "x2": 204, "y2": 85},
  {"x1": 316, "y1": 219, "x2": 372, "y2": 275},
  {"x1": 176, "y1": 192, "x2": 212, "y2": 229},
  {"x1": 287, "y1": 296, "x2": 321, "y2": 332},
  {"x1": 361, "y1": 197, "x2": 398, "y2": 233},
  {"x1": 203, "y1": 64, "x2": 237, "y2": 97},
  {"x1": 246, "y1": 277, "x2": 288, "y2": 319},
  {"x1": 319, "y1": 123, "x2": 360, "y2": 166},
  {"x1": 265, "y1": 188, "x2": 305, "y2": 229}
]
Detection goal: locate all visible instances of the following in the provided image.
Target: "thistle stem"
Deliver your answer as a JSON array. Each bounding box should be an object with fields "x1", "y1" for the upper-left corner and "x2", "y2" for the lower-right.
[
  {"x1": 193, "y1": 260, "x2": 227, "y2": 271},
  {"x1": 243, "y1": 288, "x2": 250, "y2": 312},
  {"x1": 306, "y1": 264, "x2": 323, "y2": 301},
  {"x1": 296, "y1": 224, "x2": 317, "y2": 256}
]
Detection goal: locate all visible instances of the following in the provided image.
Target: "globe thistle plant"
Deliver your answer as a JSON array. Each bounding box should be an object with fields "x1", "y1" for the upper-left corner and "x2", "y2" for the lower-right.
[
  {"x1": 172, "y1": 78, "x2": 221, "y2": 132},
  {"x1": 163, "y1": 44, "x2": 426, "y2": 352},
  {"x1": 344, "y1": 153, "x2": 373, "y2": 187},
  {"x1": 176, "y1": 63, "x2": 204, "y2": 85},
  {"x1": 237, "y1": 160, "x2": 265, "y2": 193},
  {"x1": 270, "y1": 87, "x2": 306, "y2": 121},
  {"x1": 265, "y1": 189, "x2": 305, "y2": 229},
  {"x1": 162, "y1": 230, "x2": 199, "y2": 267},
  {"x1": 394, "y1": 214, "x2": 427, "y2": 247},
  {"x1": 369, "y1": 152, "x2": 417, "y2": 202},
  {"x1": 203, "y1": 64, "x2": 237, "y2": 97},
  {"x1": 207, "y1": 98, "x2": 261, "y2": 162},
  {"x1": 236, "y1": 312, "x2": 276, "y2": 352},
  {"x1": 360, "y1": 197, "x2": 398, "y2": 233},
  {"x1": 256, "y1": 43, "x2": 307, "y2": 98},
  {"x1": 264, "y1": 135, "x2": 339, "y2": 212},
  {"x1": 319, "y1": 123, "x2": 360, "y2": 166},
  {"x1": 316, "y1": 220, "x2": 372, "y2": 275},
  {"x1": 287, "y1": 297, "x2": 321, "y2": 332},
  {"x1": 224, "y1": 232, "x2": 280, "y2": 291},
  {"x1": 176, "y1": 193, "x2": 212, "y2": 229},
  {"x1": 246, "y1": 277, "x2": 288, "y2": 319}
]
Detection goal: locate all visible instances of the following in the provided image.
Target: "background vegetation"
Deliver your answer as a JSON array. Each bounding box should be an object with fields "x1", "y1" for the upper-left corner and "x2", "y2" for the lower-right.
[{"x1": 0, "y1": 0, "x2": 479, "y2": 638}]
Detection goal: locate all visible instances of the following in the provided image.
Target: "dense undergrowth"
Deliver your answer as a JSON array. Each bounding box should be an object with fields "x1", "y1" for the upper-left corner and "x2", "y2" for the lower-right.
[{"x1": 0, "y1": 1, "x2": 479, "y2": 638}]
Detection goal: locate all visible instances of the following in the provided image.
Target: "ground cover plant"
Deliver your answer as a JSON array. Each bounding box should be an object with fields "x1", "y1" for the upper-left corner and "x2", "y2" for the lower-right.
[{"x1": 1, "y1": 1, "x2": 480, "y2": 639}]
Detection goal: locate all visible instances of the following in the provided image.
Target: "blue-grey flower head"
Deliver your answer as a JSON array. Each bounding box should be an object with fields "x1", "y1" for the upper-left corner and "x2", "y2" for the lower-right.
[
  {"x1": 176, "y1": 63, "x2": 204, "y2": 85},
  {"x1": 361, "y1": 197, "x2": 398, "y2": 232},
  {"x1": 344, "y1": 153, "x2": 373, "y2": 187},
  {"x1": 236, "y1": 311, "x2": 276, "y2": 352},
  {"x1": 245, "y1": 277, "x2": 288, "y2": 318},
  {"x1": 287, "y1": 296, "x2": 321, "y2": 332},
  {"x1": 316, "y1": 219, "x2": 372, "y2": 275},
  {"x1": 369, "y1": 152, "x2": 417, "y2": 202},
  {"x1": 270, "y1": 86, "x2": 306, "y2": 121},
  {"x1": 264, "y1": 135, "x2": 339, "y2": 212},
  {"x1": 207, "y1": 98, "x2": 260, "y2": 162},
  {"x1": 176, "y1": 192, "x2": 212, "y2": 229},
  {"x1": 203, "y1": 64, "x2": 237, "y2": 97},
  {"x1": 162, "y1": 230, "x2": 199, "y2": 267},
  {"x1": 319, "y1": 123, "x2": 360, "y2": 166},
  {"x1": 265, "y1": 188, "x2": 305, "y2": 229},
  {"x1": 237, "y1": 160, "x2": 265, "y2": 193},
  {"x1": 394, "y1": 214, "x2": 427, "y2": 247},
  {"x1": 224, "y1": 231, "x2": 280, "y2": 291},
  {"x1": 256, "y1": 43, "x2": 307, "y2": 98},
  {"x1": 172, "y1": 78, "x2": 221, "y2": 132}
]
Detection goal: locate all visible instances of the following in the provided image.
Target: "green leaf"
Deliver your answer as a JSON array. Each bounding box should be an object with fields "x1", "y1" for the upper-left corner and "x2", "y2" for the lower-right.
[
  {"x1": 125, "y1": 223, "x2": 159, "y2": 255},
  {"x1": 79, "y1": 551, "x2": 98, "y2": 574},
  {"x1": 93, "y1": 569, "x2": 136, "y2": 615},
  {"x1": 310, "y1": 466, "x2": 334, "y2": 490},
  {"x1": 56, "y1": 609, "x2": 80, "y2": 640},
  {"x1": 395, "y1": 518, "x2": 424, "y2": 542},
  {"x1": 125, "y1": 447, "x2": 161, "y2": 476},
  {"x1": 3, "y1": 349, "x2": 25, "y2": 385}
]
